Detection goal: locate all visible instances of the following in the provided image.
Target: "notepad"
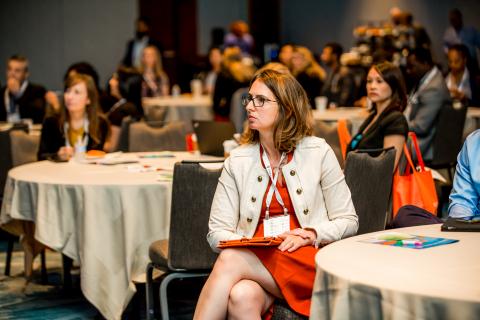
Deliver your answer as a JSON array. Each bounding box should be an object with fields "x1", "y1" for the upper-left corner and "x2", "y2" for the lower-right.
[{"x1": 360, "y1": 233, "x2": 458, "y2": 249}]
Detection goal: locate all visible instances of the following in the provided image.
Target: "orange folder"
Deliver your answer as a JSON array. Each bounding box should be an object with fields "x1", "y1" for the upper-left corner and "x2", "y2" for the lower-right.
[{"x1": 218, "y1": 237, "x2": 283, "y2": 248}]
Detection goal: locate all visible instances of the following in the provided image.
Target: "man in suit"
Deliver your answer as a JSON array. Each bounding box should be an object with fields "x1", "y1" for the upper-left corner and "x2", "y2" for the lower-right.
[
  {"x1": 320, "y1": 42, "x2": 356, "y2": 108},
  {"x1": 0, "y1": 55, "x2": 47, "y2": 124},
  {"x1": 122, "y1": 16, "x2": 162, "y2": 68},
  {"x1": 405, "y1": 48, "x2": 451, "y2": 161}
]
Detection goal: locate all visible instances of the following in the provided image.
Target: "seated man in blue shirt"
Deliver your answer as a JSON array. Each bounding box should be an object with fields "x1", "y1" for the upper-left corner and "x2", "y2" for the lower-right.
[
  {"x1": 448, "y1": 129, "x2": 480, "y2": 219},
  {"x1": 392, "y1": 129, "x2": 479, "y2": 227}
]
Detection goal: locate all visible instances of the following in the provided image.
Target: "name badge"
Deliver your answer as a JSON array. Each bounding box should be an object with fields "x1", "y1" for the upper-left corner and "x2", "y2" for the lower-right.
[
  {"x1": 264, "y1": 214, "x2": 290, "y2": 237},
  {"x1": 453, "y1": 100, "x2": 463, "y2": 110}
]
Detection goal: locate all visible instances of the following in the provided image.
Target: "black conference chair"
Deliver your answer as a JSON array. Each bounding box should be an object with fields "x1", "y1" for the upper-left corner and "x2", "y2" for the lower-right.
[
  {"x1": 0, "y1": 123, "x2": 28, "y2": 200},
  {"x1": 427, "y1": 103, "x2": 467, "y2": 216},
  {"x1": 1, "y1": 124, "x2": 47, "y2": 281},
  {"x1": 144, "y1": 104, "x2": 169, "y2": 122},
  {"x1": 128, "y1": 121, "x2": 188, "y2": 152},
  {"x1": 145, "y1": 160, "x2": 223, "y2": 320},
  {"x1": 428, "y1": 102, "x2": 468, "y2": 181},
  {"x1": 115, "y1": 117, "x2": 191, "y2": 152},
  {"x1": 114, "y1": 116, "x2": 137, "y2": 152},
  {"x1": 344, "y1": 147, "x2": 396, "y2": 235}
]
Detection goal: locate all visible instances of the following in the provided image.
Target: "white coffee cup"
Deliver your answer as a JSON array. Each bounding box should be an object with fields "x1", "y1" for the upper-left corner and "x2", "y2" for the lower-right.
[
  {"x1": 172, "y1": 84, "x2": 181, "y2": 97},
  {"x1": 190, "y1": 79, "x2": 203, "y2": 97},
  {"x1": 315, "y1": 96, "x2": 328, "y2": 111},
  {"x1": 21, "y1": 118, "x2": 33, "y2": 131}
]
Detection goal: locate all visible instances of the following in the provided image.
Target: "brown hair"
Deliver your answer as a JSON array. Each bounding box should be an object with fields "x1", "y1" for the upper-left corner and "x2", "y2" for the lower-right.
[
  {"x1": 291, "y1": 46, "x2": 326, "y2": 80},
  {"x1": 221, "y1": 47, "x2": 256, "y2": 83},
  {"x1": 241, "y1": 69, "x2": 313, "y2": 153},
  {"x1": 258, "y1": 62, "x2": 291, "y2": 75},
  {"x1": 139, "y1": 45, "x2": 167, "y2": 80},
  {"x1": 8, "y1": 54, "x2": 29, "y2": 72},
  {"x1": 371, "y1": 61, "x2": 407, "y2": 113},
  {"x1": 61, "y1": 73, "x2": 106, "y2": 144}
]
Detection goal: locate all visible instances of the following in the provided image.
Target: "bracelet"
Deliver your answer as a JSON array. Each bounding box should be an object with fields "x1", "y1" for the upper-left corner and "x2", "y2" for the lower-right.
[
  {"x1": 302, "y1": 229, "x2": 318, "y2": 248},
  {"x1": 306, "y1": 233, "x2": 317, "y2": 248}
]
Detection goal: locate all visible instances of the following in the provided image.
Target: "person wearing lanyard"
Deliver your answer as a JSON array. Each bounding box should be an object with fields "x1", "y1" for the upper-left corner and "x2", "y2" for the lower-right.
[
  {"x1": 38, "y1": 73, "x2": 109, "y2": 161},
  {"x1": 445, "y1": 44, "x2": 478, "y2": 107},
  {"x1": 194, "y1": 69, "x2": 358, "y2": 319},
  {"x1": 404, "y1": 47, "x2": 451, "y2": 161},
  {"x1": 0, "y1": 54, "x2": 47, "y2": 124}
]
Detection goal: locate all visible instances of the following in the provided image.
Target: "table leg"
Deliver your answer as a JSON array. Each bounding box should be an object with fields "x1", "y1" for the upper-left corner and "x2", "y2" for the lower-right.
[
  {"x1": 62, "y1": 254, "x2": 73, "y2": 290},
  {"x1": 4, "y1": 238, "x2": 14, "y2": 276}
]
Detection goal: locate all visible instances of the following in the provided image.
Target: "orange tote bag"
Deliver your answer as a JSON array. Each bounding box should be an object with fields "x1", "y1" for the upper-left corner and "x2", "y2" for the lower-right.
[
  {"x1": 392, "y1": 132, "x2": 438, "y2": 217},
  {"x1": 337, "y1": 119, "x2": 351, "y2": 160}
]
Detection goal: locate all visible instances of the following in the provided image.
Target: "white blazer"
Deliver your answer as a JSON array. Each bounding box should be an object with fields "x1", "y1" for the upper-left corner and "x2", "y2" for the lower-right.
[{"x1": 207, "y1": 136, "x2": 358, "y2": 251}]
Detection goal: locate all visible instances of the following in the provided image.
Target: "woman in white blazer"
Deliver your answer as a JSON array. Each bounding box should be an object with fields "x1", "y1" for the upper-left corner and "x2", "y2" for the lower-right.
[{"x1": 194, "y1": 69, "x2": 358, "y2": 319}]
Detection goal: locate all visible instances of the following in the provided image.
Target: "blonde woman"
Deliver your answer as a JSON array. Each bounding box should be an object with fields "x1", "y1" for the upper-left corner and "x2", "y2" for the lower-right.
[
  {"x1": 212, "y1": 46, "x2": 256, "y2": 121},
  {"x1": 139, "y1": 45, "x2": 169, "y2": 97},
  {"x1": 291, "y1": 46, "x2": 326, "y2": 108}
]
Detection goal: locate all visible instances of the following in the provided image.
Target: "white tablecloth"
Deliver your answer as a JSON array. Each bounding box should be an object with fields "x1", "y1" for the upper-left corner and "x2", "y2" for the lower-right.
[
  {"x1": 313, "y1": 107, "x2": 369, "y2": 134},
  {"x1": 313, "y1": 107, "x2": 480, "y2": 137},
  {"x1": 311, "y1": 224, "x2": 480, "y2": 320},
  {"x1": 0, "y1": 152, "x2": 222, "y2": 320},
  {"x1": 143, "y1": 94, "x2": 213, "y2": 123}
]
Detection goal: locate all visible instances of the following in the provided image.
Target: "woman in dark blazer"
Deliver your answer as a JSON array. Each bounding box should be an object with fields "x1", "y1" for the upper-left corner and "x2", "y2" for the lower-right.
[
  {"x1": 38, "y1": 74, "x2": 109, "y2": 161},
  {"x1": 347, "y1": 61, "x2": 409, "y2": 169}
]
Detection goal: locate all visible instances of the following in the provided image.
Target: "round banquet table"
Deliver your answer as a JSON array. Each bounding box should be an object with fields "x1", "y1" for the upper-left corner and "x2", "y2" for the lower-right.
[
  {"x1": 310, "y1": 224, "x2": 480, "y2": 320},
  {"x1": 0, "y1": 152, "x2": 222, "y2": 320}
]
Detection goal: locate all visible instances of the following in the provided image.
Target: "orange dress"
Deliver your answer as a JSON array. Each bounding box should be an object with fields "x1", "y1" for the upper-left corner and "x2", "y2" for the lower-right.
[{"x1": 249, "y1": 151, "x2": 319, "y2": 317}]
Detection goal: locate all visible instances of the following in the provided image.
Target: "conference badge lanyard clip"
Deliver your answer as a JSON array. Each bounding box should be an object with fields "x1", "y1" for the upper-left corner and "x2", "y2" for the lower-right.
[{"x1": 262, "y1": 149, "x2": 290, "y2": 237}]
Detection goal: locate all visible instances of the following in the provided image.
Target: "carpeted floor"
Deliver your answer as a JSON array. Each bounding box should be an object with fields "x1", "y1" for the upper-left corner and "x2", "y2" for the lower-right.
[
  {"x1": 0, "y1": 238, "x2": 204, "y2": 319},
  {"x1": 0, "y1": 240, "x2": 98, "y2": 320}
]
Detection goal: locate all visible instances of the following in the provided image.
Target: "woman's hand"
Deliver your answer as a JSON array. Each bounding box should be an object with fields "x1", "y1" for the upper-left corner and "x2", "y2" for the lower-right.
[
  {"x1": 277, "y1": 234, "x2": 310, "y2": 252},
  {"x1": 57, "y1": 146, "x2": 74, "y2": 161},
  {"x1": 277, "y1": 228, "x2": 317, "y2": 252}
]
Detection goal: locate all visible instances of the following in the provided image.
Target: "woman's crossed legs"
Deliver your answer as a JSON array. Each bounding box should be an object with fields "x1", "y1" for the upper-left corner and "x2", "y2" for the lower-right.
[{"x1": 194, "y1": 248, "x2": 282, "y2": 320}]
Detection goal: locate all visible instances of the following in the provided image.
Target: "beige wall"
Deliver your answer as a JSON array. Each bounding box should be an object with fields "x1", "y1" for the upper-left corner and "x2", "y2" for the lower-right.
[{"x1": 2, "y1": 0, "x2": 479, "y2": 90}]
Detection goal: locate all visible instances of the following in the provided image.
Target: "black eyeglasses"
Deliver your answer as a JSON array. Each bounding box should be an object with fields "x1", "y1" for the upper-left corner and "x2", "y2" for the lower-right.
[{"x1": 241, "y1": 94, "x2": 277, "y2": 108}]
